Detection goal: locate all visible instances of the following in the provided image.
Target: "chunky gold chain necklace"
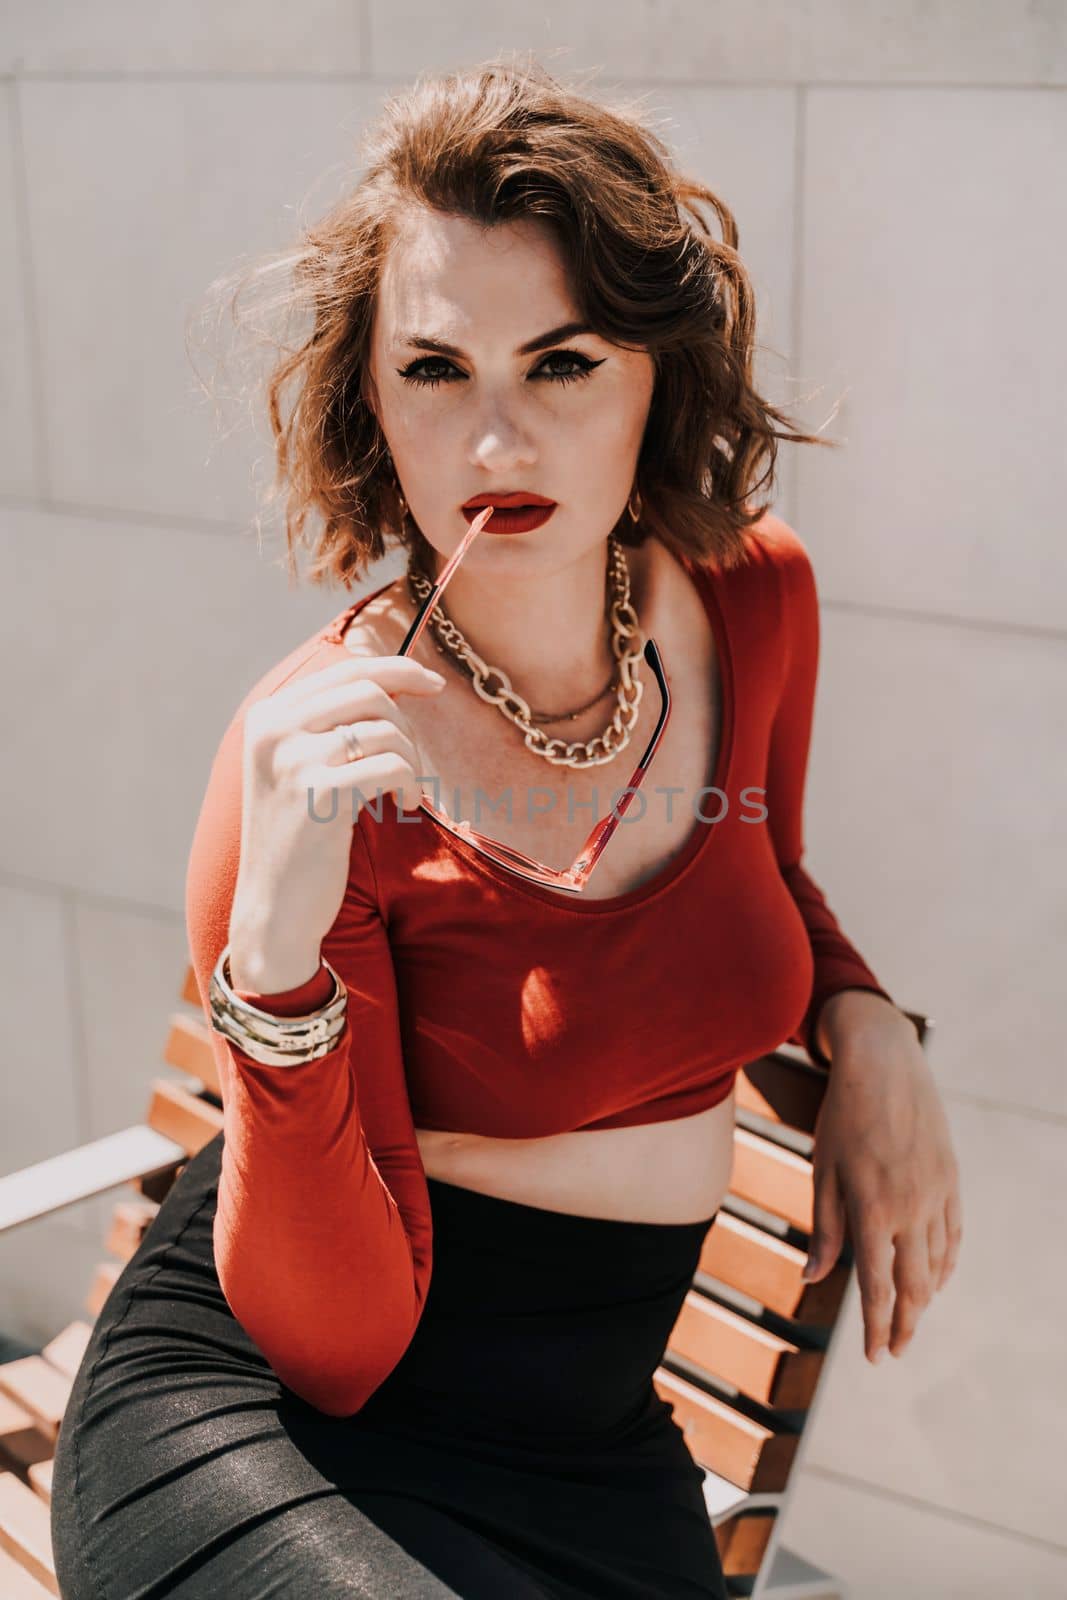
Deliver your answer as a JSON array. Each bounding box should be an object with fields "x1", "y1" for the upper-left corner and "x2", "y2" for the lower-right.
[{"x1": 405, "y1": 534, "x2": 646, "y2": 770}]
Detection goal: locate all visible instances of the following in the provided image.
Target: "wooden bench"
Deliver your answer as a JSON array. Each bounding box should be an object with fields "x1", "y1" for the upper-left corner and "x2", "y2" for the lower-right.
[{"x1": 0, "y1": 964, "x2": 932, "y2": 1598}]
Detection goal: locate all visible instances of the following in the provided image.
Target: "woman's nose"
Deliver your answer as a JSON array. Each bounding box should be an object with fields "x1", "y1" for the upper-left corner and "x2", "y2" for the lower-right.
[{"x1": 468, "y1": 408, "x2": 538, "y2": 473}]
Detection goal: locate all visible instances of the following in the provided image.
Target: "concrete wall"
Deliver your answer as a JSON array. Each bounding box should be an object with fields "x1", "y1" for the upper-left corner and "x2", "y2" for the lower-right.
[{"x1": 2, "y1": 5, "x2": 1064, "y2": 1593}]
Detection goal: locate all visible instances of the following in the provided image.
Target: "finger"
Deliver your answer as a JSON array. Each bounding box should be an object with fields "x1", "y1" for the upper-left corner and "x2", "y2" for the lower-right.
[
  {"x1": 319, "y1": 718, "x2": 420, "y2": 778},
  {"x1": 280, "y1": 652, "x2": 447, "y2": 708},
  {"x1": 850, "y1": 1208, "x2": 896, "y2": 1363},
  {"x1": 347, "y1": 733, "x2": 432, "y2": 816},
  {"x1": 288, "y1": 675, "x2": 427, "y2": 752},
  {"x1": 940, "y1": 1185, "x2": 963, "y2": 1287},
  {"x1": 803, "y1": 1162, "x2": 847, "y2": 1282},
  {"x1": 888, "y1": 1228, "x2": 933, "y2": 1357},
  {"x1": 927, "y1": 1209, "x2": 947, "y2": 1293},
  {"x1": 304, "y1": 748, "x2": 427, "y2": 816},
  {"x1": 273, "y1": 699, "x2": 418, "y2": 785}
]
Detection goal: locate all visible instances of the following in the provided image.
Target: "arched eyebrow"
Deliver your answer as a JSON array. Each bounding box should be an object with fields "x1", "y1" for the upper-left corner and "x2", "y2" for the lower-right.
[{"x1": 400, "y1": 320, "x2": 593, "y2": 359}]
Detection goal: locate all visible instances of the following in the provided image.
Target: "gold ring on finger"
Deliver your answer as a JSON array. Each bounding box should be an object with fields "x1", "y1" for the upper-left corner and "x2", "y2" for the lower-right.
[{"x1": 340, "y1": 724, "x2": 365, "y2": 763}]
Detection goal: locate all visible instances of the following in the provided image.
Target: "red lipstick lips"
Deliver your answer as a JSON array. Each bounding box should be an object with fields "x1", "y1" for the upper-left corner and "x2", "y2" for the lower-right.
[
  {"x1": 462, "y1": 491, "x2": 556, "y2": 508},
  {"x1": 461, "y1": 490, "x2": 557, "y2": 535}
]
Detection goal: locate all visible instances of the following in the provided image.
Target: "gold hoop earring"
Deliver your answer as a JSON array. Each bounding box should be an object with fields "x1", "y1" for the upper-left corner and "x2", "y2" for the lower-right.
[
  {"x1": 627, "y1": 486, "x2": 643, "y2": 525},
  {"x1": 385, "y1": 450, "x2": 407, "y2": 515}
]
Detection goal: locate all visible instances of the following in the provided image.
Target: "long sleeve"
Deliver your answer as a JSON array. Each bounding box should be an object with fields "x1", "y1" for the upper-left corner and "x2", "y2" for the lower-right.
[
  {"x1": 763, "y1": 530, "x2": 896, "y2": 1069},
  {"x1": 184, "y1": 699, "x2": 432, "y2": 1418}
]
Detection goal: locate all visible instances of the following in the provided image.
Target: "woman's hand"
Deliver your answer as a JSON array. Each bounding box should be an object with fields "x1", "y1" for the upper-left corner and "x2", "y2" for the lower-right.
[
  {"x1": 228, "y1": 652, "x2": 446, "y2": 990},
  {"x1": 801, "y1": 991, "x2": 963, "y2": 1365}
]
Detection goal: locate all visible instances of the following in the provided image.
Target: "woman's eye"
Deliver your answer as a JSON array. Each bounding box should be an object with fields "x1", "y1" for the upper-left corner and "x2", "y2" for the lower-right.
[
  {"x1": 397, "y1": 357, "x2": 455, "y2": 389},
  {"x1": 537, "y1": 351, "x2": 603, "y2": 385},
  {"x1": 396, "y1": 350, "x2": 604, "y2": 390}
]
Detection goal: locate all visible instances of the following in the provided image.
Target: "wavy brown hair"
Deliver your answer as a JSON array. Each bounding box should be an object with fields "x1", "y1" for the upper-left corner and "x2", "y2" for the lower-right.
[{"x1": 197, "y1": 52, "x2": 835, "y2": 589}]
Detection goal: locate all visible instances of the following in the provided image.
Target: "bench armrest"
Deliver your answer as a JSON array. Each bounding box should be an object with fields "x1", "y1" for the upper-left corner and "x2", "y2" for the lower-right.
[{"x1": 0, "y1": 1127, "x2": 186, "y2": 1233}]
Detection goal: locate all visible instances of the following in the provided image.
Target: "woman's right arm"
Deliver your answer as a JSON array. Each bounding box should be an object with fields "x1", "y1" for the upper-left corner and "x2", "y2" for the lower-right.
[{"x1": 184, "y1": 658, "x2": 443, "y2": 1418}]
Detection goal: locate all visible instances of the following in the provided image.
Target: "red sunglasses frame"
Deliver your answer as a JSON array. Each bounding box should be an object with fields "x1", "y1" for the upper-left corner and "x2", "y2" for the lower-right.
[{"x1": 394, "y1": 506, "x2": 672, "y2": 894}]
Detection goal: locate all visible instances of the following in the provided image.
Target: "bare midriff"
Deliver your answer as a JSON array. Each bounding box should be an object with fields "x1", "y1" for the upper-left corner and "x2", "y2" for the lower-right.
[{"x1": 413, "y1": 1091, "x2": 736, "y2": 1223}]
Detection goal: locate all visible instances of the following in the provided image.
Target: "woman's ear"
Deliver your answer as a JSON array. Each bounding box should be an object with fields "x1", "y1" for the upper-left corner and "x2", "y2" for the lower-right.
[{"x1": 360, "y1": 363, "x2": 382, "y2": 428}]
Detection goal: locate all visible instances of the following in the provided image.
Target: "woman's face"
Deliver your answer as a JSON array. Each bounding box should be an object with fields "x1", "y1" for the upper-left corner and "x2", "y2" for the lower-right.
[{"x1": 364, "y1": 207, "x2": 656, "y2": 570}]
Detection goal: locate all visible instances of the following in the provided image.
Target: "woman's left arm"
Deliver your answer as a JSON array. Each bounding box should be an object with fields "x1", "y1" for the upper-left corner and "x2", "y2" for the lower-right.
[
  {"x1": 759, "y1": 520, "x2": 963, "y2": 1364},
  {"x1": 805, "y1": 987, "x2": 963, "y2": 1364}
]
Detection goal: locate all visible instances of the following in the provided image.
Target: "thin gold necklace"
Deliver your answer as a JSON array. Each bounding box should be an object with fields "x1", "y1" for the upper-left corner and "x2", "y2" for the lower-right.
[
  {"x1": 529, "y1": 670, "x2": 618, "y2": 724},
  {"x1": 405, "y1": 535, "x2": 646, "y2": 770}
]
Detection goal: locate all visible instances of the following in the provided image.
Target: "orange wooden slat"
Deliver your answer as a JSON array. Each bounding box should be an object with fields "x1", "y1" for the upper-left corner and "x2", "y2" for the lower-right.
[
  {"x1": 729, "y1": 1129, "x2": 815, "y2": 1232},
  {"x1": 163, "y1": 1013, "x2": 221, "y2": 1097},
  {"x1": 0, "y1": 1397, "x2": 36, "y2": 1462},
  {"x1": 26, "y1": 1460, "x2": 51, "y2": 1506},
  {"x1": 86, "y1": 1260, "x2": 121, "y2": 1319},
  {"x1": 652, "y1": 1368, "x2": 798, "y2": 1493},
  {"x1": 735, "y1": 1054, "x2": 824, "y2": 1137},
  {"x1": 0, "y1": 1471, "x2": 57, "y2": 1593},
  {"x1": 0, "y1": 1397, "x2": 52, "y2": 1474},
  {"x1": 697, "y1": 1211, "x2": 849, "y2": 1326},
  {"x1": 40, "y1": 1322, "x2": 91, "y2": 1381},
  {"x1": 0, "y1": 1542, "x2": 55, "y2": 1598},
  {"x1": 105, "y1": 1195, "x2": 160, "y2": 1262},
  {"x1": 0, "y1": 1361, "x2": 70, "y2": 1442},
  {"x1": 714, "y1": 1509, "x2": 776, "y2": 1578},
  {"x1": 133, "y1": 1161, "x2": 184, "y2": 1204},
  {"x1": 182, "y1": 964, "x2": 202, "y2": 1008},
  {"x1": 147, "y1": 1078, "x2": 223, "y2": 1156},
  {"x1": 666, "y1": 1291, "x2": 823, "y2": 1409}
]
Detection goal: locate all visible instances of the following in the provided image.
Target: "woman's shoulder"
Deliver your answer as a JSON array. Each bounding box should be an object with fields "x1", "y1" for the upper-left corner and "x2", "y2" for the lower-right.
[
  {"x1": 328, "y1": 576, "x2": 421, "y2": 663},
  {"x1": 720, "y1": 507, "x2": 819, "y2": 640},
  {"x1": 736, "y1": 505, "x2": 815, "y2": 583},
  {"x1": 222, "y1": 576, "x2": 405, "y2": 733}
]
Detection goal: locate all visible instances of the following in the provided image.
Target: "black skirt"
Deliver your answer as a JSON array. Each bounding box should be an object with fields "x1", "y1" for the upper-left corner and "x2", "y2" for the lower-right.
[{"x1": 51, "y1": 1132, "x2": 728, "y2": 1599}]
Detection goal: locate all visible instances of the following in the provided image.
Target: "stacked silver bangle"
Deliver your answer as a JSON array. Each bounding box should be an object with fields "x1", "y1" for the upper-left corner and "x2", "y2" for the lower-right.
[{"x1": 207, "y1": 944, "x2": 349, "y2": 1067}]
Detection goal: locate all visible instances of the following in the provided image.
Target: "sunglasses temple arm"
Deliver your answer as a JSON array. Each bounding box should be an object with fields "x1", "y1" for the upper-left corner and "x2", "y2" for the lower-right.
[
  {"x1": 575, "y1": 645, "x2": 671, "y2": 868},
  {"x1": 398, "y1": 506, "x2": 495, "y2": 657}
]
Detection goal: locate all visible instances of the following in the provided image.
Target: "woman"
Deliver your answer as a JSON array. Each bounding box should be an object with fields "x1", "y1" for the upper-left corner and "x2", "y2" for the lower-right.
[{"x1": 50, "y1": 56, "x2": 961, "y2": 1600}]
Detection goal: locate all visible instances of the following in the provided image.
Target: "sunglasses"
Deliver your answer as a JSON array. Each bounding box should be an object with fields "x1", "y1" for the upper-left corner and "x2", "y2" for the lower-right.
[{"x1": 394, "y1": 506, "x2": 671, "y2": 894}]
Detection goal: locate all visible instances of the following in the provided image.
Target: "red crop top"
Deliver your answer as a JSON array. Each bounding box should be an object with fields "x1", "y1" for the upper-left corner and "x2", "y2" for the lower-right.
[{"x1": 185, "y1": 510, "x2": 895, "y2": 1415}]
